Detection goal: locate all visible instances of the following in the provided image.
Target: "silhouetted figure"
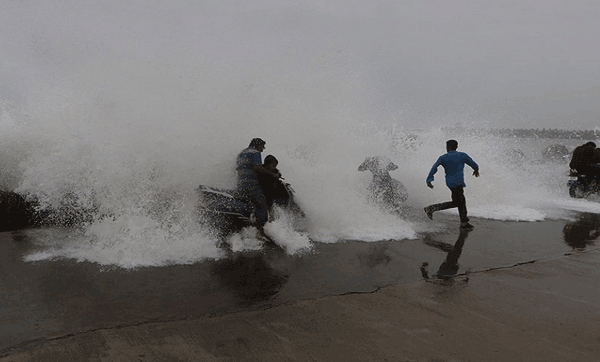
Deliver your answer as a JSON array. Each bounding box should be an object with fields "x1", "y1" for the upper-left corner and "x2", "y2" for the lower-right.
[
  {"x1": 420, "y1": 228, "x2": 472, "y2": 281},
  {"x1": 258, "y1": 154, "x2": 282, "y2": 218},
  {"x1": 358, "y1": 156, "x2": 408, "y2": 211},
  {"x1": 435, "y1": 229, "x2": 471, "y2": 279},
  {"x1": 236, "y1": 138, "x2": 280, "y2": 238},
  {"x1": 569, "y1": 141, "x2": 600, "y2": 181},
  {"x1": 425, "y1": 140, "x2": 479, "y2": 230}
]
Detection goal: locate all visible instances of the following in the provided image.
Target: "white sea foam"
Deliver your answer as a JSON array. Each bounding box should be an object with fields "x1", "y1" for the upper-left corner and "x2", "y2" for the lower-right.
[
  {"x1": 23, "y1": 251, "x2": 57, "y2": 263},
  {"x1": 552, "y1": 197, "x2": 600, "y2": 214},
  {"x1": 9, "y1": 122, "x2": 595, "y2": 268},
  {"x1": 23, "y1": 216, "x2": 225, "y2": 268},
  {"x1": 227, "y1": 228, "x2": 265, "y2": 253},
  {"x1": 469, "y1": 205, "x2": 546, "y2": 222},
  {"x1": 1, "y1": 1, "x2": 597, "y2": 268},
  {"x1": 264, "y1": 206, "x2": 313, "y2": 254}
]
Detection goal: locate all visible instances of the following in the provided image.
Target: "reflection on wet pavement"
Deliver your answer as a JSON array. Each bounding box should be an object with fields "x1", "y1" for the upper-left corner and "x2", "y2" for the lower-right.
[
  {"x1": 1, "y1": 217, "x2": 597, "y2": 352},
  {"x1": 0, "y1": 233, "x2": 421, "y2": 351},
  {"x1": 356, "y1": 244, "x2": 392, "y2": 269},
  {"x1": 211, "y1": 253, "x2": 289, "y2": 305},
  {"x1": 563, "y1": 212, "x2": 600, "y2": 250},
  {"x1": 420, "y1": 229, "x2": 472, "y2": 281},
  {"x1": 435, "y1": 229, "x2": 471, "y2": 279}
]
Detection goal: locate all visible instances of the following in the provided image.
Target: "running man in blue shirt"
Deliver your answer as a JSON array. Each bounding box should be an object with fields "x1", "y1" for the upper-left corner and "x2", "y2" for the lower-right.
[{"x1": 425, "y1": 140, "x2": 479, "y2": 229}]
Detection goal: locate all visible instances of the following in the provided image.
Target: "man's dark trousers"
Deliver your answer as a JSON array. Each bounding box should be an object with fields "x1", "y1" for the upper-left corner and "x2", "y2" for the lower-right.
[{"x1": 427, "y1": 186, "x2": 469, "y2": 223}]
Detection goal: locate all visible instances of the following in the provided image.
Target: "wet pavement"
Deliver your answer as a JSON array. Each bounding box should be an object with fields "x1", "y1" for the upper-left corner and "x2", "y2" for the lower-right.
[{"x1": 1, "y1": 213, "x2": 599, "y2": 359}]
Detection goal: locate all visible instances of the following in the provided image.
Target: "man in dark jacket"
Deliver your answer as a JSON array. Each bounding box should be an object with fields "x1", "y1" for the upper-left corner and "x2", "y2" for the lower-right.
[
  {"x1": 236, "y1": 138, "x2": 280, "y2": 235},
  {"x1": 258, "y1": 154, "x2": 282, "y2": 215},
  {"x1": 569, "y1": 142, "x2": 600, "y2": 181}
]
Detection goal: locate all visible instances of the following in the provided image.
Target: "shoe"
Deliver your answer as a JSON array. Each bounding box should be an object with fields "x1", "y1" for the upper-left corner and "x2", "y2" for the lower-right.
[
  {"x1": 460, "y1": 223, "x2": 474, "y2": 230},
  {"x1": 424, "y1": 207, "x2": 433, "y2": 220}
]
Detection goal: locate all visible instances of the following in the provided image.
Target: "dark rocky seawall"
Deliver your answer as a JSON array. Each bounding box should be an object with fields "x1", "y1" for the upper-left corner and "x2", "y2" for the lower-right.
[{"x1": 0, "y1": 190, "x2": 38, "y2": 232}]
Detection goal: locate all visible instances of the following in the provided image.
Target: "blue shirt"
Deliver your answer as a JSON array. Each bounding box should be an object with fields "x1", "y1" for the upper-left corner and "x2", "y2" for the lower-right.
[
  {"x1": 426, "y1": 150, "x2": 479, "y2": 188},
  {"x1": 236, "y1": 147, "x2": 262, "y2": 186}
]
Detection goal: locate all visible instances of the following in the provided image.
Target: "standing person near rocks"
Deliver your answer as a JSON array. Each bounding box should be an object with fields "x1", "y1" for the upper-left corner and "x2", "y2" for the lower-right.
[{"x1": 424, "y1": 140, "x2": 479, "y2": 230}]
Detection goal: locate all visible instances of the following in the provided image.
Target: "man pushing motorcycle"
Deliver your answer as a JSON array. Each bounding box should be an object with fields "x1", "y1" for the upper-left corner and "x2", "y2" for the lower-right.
[{"x1": 236, "y1": 138, "x2": 281, "y2": 240}]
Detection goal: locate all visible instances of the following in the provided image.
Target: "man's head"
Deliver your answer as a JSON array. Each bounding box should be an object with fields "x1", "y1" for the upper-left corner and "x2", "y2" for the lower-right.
[
  {"x1": 585, "y1": 141, "x2": 597, "y2": 148},
  {"x1": 264, "y1": 154, "x2": 278, "y2": 166},
  {"x1": 249, "y1": 138, "x2": 266, "y2": 151},
  {"x1": 446, "y1": 140, "x2": 458, "y2": 152}
]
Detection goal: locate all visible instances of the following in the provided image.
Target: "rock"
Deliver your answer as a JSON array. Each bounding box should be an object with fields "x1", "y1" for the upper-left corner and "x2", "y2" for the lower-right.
[{"x1": 0, "y1": 190, "x2": 38, "y2": 231}]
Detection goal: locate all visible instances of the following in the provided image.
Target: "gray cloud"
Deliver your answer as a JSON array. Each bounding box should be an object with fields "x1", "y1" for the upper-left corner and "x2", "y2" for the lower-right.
[{"x1": 1, "y1": 0, "x2": 598, "y2": 130}]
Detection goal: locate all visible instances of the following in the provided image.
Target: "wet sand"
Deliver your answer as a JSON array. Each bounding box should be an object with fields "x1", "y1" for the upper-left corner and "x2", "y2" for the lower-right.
[{"x1": 1, "y1": 214, "x2": 599, "y2": 361}]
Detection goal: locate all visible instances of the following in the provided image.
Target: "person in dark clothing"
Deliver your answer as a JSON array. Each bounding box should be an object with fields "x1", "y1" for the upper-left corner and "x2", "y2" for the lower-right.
[
  {"x1": 236, "y1": 138, "x2": 280, "y2": 235},
  {"x1": 569, "y1": 142, "x2": 600, "y2": 181},
  {"x1": 424, "y1": 140, "x2": 479, "y2": 230},
  {"x1": 258, "y1": 154, "x2": 282, "y2": 219}
]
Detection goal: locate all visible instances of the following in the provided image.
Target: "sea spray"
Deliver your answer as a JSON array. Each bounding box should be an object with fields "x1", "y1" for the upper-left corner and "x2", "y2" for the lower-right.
[
  {"x1": 264, "y1": 205, "x2": 312, "y2": 254},
  {"x1": 1, "y1": 1, "x2": 598, "y2": 268}
]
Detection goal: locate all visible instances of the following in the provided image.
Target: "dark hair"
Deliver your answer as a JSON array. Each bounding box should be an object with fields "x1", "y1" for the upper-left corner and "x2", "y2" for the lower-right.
[
  {"x1": 446, "y1": 139, "x2": 458, "y2": 150},
  {"x1": 249, "y1": 138, "x2": 266, "y2": 148},
  {"x1": 264, "y1": 154, "x2": 278, "y2": 165},
  {"x1": 585, "y1": 141, "x2": 597, "y2": 148}
]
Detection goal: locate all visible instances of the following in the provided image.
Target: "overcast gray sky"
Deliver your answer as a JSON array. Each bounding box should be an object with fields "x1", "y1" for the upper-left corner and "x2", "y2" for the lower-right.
[{"x1": 1, "y1": 0, "x2": 598, "y2": 130}]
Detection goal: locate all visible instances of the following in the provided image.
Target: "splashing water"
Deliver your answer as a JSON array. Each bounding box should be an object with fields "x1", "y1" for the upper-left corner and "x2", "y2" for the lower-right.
[
  {"x1": 5, "y1": 100, "x2": 600, "y2": 268},
  {"x1": 2, "y1": 1, "x2": 599, "y2": 268}
]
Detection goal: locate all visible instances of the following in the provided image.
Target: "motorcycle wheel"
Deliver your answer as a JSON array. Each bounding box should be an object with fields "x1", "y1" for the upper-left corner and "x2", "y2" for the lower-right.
[{"x1": 569, "y1": 184, "x2": 585, "y2": 198}]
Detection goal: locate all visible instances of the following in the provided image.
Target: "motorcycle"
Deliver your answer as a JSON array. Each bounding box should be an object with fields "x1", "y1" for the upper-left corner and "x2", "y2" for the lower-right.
[
  {"x1": 197, "y1": 179, "x2": 304, "y2": 239},
  {"x1": 568, "y1": 170, "x2": 600, "y2": 198}
]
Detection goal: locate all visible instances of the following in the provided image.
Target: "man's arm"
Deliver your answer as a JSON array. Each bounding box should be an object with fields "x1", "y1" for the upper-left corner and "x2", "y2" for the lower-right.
[
  {"x1": 465, "y1": 155, "x2": 479, "y2": 177},
  {"x1": 426, "y1": 158, "x2": 442, "y2": 188},
  {"x1": 254, "y1": 164, "x2": 281, "y2": 179}
]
